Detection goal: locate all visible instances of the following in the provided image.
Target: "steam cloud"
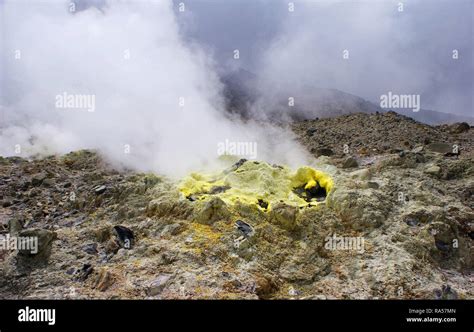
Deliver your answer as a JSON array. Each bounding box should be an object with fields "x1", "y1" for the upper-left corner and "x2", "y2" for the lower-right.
[
  {"x1": 252, "y1": 0, "x2": 473, "y2": 119},
  {"x1": 0, "y1": 0, "x2": 310, "y2": 176}
]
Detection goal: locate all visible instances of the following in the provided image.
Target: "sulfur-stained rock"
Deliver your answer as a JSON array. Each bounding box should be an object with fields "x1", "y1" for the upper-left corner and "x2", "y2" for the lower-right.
[
  {"x1": 269, "y1": 203, "x2": 298, "y2": 231},
  {"x1": 147, "y1": 195, "x2": 193, "y2": 219},
  {"x1": 194, "y1": 197, "x2": 229, "y2": 225},
  {"x1": 327, "y1": 187, "x2": 390, "y2": 230},
  {"x1": 349, "y1": 168, "x2": 371, "y2": 180}
]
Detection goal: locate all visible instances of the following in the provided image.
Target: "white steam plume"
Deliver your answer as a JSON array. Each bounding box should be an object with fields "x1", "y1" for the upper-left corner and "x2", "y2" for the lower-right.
[{"x1": 0, "y1": 0, "x2": 310, "y2": 176}]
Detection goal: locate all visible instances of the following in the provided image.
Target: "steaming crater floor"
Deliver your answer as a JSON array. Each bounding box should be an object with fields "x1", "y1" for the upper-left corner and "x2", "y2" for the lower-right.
[{"x1": 0, "y1": 113, "x2": 473, "y2": 299}]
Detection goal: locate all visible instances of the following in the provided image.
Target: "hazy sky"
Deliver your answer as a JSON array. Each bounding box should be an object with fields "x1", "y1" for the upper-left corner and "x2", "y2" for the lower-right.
[{"x1": 173, "y1": 0, "x2": 473, "y2": 116}]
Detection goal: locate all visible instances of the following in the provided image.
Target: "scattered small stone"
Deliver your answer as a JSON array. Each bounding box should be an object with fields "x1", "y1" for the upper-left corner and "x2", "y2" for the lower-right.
[
  {"x1": 82, "y1": 243, "x2": 98, "y2": 255},
  {"x1": 288, "y1": 286, "x2": 299, "y2": 296},
  {"x1": 425, "y1": 165, "x2": 441, "y2": 176},
  {"x1": 434, "y1": 284, "x2": 458, "y2": 300},
  {"x1": 105, "y1": 239, "x2": 120, "y2": 254},
  {"x1": 94, "y1": 185, "x2": 107, "y2": 195},
  {"x1": 147, "y1": 274, "x2": 171, "y2": 296},
  {"x1": 255, "y1": 275, "x2": 278, "y2": 298},
  {"x1": 412, "y1": 146, "x2": 424, "y2": 153},
  {"x1": 405, "y1": 217, "x2": 419, "y2": 227},
  {"x1": 42, "y1": 178, "x2": 55, "y2": 187},
  {"x1": 75, "y1": 264, "x2": 93, "y2": 281},
  {"x1": 2, "y1": 198, "x2": 13, "y2": 208},
  {"x1": 235, "y1": 220, "x2": 253, "y2": 237},
  {"x1": 94, "y1": 269, "x2": 115, "y2": 292},
  {"x1": 342, "y1": 157, "x2": 358, "y2": 168},
  {"x1": 31, "y1": 173, "x2": 47, "y2": 186}
]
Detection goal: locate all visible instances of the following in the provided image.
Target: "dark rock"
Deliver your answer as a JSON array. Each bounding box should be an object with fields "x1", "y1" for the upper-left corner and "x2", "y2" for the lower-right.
[
  {"x1": 113, "y1": 225, "x2": 134, "y2": 249},
  {"x1": 235, "y1": 220, "x2": 253, "y2": 237},
  {"x1": 94, "y1": 185, "x2": 107, "y2": 195},
  {"x1": 209, "y1": 185, "x2": 230, "y2": 194},
  {"x1": 257, "y1": 199, "x2": 269, "y2": 209},
  {"x1": 434, "y1": 239, "x2": 451, "y2": 252},
  {"x1": 75, "y1": 264, "x2": 93, "y2": 281},
  {"x1": 226, "y1": 158, "x2": 247, "y2": 173}
]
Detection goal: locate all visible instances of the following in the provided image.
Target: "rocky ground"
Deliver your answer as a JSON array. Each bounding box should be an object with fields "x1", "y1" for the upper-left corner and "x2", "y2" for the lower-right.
[{"x1": 0, "y1": 112, "x2": 473, "y2": 299}]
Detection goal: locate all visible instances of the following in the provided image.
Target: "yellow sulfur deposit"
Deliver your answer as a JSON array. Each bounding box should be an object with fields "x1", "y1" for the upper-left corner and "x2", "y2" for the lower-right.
[{"x1": 179, "y1": 160, "x2": 334, "y2": 210}]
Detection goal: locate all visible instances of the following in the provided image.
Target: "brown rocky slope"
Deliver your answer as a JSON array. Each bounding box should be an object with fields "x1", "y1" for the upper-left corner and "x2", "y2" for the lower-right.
[{"x1": 0, "y1": 112, "x2": 472, "y2": 299}]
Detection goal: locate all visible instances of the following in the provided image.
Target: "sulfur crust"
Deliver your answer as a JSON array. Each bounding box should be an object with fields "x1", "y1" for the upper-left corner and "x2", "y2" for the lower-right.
[{"x1": 179, "y1": 161, "x2": 334, "y2": 210}]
